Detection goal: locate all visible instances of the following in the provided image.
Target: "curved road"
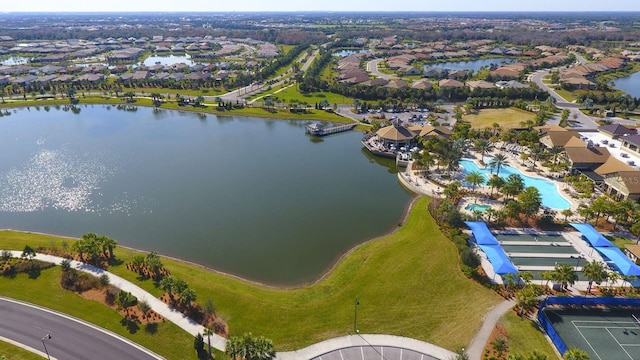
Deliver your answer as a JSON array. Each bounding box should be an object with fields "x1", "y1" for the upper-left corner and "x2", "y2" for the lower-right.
[
  {"x1": 366, "y1": 58, "x2": 397, "y2": 80},
  {"x1": 0, "y1": 297, "x2": 162, "y2": 360}
]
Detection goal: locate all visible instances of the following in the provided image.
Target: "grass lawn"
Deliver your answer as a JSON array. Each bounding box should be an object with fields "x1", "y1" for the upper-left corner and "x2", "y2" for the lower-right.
[
  {"x1": 499, "y1": 312, "x2": 557, "y2": 358},
  {"x1": 262, "y1": 86, "x2": 355, "y2": 105},
  {"x1": 463, "y1": 108, "x2": 535, "y2": 129},
  {"x1": 0, "y1": 197, "x2": 501, "y2": 352},
  {"x1": 607, "y1": 235, "x2": 637, "y2": 250},
  {"x1": 0, "y1": 267, "x2": 195, "y2": 359},
  {"x1": 0, "y1": 341, "x2": 43, "y2": 360},
  {"x1": 553, "y1": 88, "x2": 578, "y2": 103},
  {"x1": 123, "y1": 87, "x2": 225, "y2": 97}
]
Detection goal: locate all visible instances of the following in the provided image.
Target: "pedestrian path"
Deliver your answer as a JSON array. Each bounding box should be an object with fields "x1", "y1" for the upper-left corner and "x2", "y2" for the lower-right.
[
  {"x1": 7, "y1": 251, "x2": 492, "y2": 359},
  {"x1": 466, "y1": 299, "x2": 516, "y2": 360},
  {"x1": 6, "y1": 251, "x2": 227, "y2": 351}
]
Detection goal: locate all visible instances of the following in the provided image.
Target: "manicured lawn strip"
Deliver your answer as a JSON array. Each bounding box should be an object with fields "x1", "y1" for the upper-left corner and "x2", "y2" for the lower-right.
[
  {"x1": 1, "y1": 197, "x2": 500, "y2": 352},
  {"x1": 123, "y1": 87, "x2": 225, "y2": 96},
  {"x1": 0, "y1": 341, "x2": 43, "y2": 360},
  {"x1": 268, "y1": 86, "x2": 355, "y2": 105},
  {"x1": 0, "y1": 267, "x2": 194, "y2": 359},
  {"x1": 499, "y1": 312, "x2": 557, "y2": 358},
  {"x1": 463, "y1": 108, "x2": 535, "y2": 129}
]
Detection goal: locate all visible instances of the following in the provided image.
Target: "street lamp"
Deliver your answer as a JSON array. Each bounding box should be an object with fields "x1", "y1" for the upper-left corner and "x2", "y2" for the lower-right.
[
  {"x1": 353, "y1": 298, "x2": 360, "y2": 333},
  {"x1": 41, "y1": 334, "x2": 51, "y2": 360}
]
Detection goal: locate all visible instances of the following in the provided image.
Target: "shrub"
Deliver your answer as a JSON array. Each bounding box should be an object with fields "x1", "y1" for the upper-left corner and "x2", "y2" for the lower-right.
[
  {"x1": 1, "y1": 250, "x2": 11, "y2": 261},
  {"x1": 461, "y1": 248, "x2": 481, "y2": 268}
]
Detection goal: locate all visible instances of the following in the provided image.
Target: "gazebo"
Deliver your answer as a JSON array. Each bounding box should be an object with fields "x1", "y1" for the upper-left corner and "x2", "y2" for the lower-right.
[{"x1": 376, "y1": 124, "x2": 416, "y2": 149}]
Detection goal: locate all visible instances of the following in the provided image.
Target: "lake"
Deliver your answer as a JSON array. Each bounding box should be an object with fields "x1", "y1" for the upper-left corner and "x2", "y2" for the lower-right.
[
  {"x1": 424, "y1": 57, "x2": 513, "y2": 72},
  {"x1": 0, "y1": 105, "x2": 411, "y2": 285},
  {"x1": 613, "y1": 71, "x2": 640, "y2": 98},
  {"x1": 141, "y1": 54, "x2": 197, "y2": 66}
]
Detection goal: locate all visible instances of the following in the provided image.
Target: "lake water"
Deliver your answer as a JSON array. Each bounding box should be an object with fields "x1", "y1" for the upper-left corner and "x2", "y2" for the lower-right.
[
  {"x1": 141, "y1": 54, "x2": 196, "y2": 66},
  {"x1": 613, "y1": 71, "x2": 640, "y2": 98},
  {"x1": 424, "y1": 57, "x2": 513, "y2": 72},
  {"x1": 0, "y1": 106, "x2": 411, "y2": 285}
]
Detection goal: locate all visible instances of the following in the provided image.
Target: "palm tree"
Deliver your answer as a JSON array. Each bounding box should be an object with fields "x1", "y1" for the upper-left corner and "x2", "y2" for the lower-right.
[
  {"x1": 518, "y1": 187, "x2": 542, "y2": 224},
  {"x1": 225, "y1": 336, "x2": 243, "y2": 360},
  {"x1": 474, "y1": 139, "x2": 493, "y2": 164},
  {"x1": 253, "y1": 336, "x2": 276, "y2": 360},
  {"x1": 203, "y1": 326, "x2": 214, "y2": 359},
  {"x1": 582, "y1": 260, "x2": 607, "y2": 294},
  {"x1": 607, "y1": 272, "x2": 620, "y2": 289},
  {"x1": 553, "y1": 263, "x2": 578, "y2": 290},
  {"x1": 563, "y1": 347, "x2": 590, "y2": 360},
  {"x1": 488, "y1": 153, "x2": 508, "y2": 175},
  {"x1": 159, "y1": 276, "x2": 176, "y2": 303},
  {"x1": 541, "y1": 270, "x2": 554, "y2": 289},
  {"x1": 529, "y1": 145, "x2": 545, "y2": 170},
  {"x1": 503, "y1": 174, "x2": 525, "y2": 201},
  {"x1": 179, "y1": 288, "x2": 197, "y2": 313},
  {"x1": 487, "y1": 175, "x2": 505, "y2": 197},
  {"x1": 549, "y1": 146, "x2": 564, "y2": 166},
  {"x1": 464, "y1": 171, "x2": 485, "y2": 201},
  {"x1": 561, "y1": 209, "x2": 573, "y2": 223}
]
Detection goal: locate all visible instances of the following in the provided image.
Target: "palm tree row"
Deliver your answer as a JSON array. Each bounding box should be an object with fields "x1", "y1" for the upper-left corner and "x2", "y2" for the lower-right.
[
  {"x1": 159, "y1": 275, "x2": 197, "y2": 312},
  {"x1": 226, "y1": 333, "x2": 275, "y2": 360},
  {"x1": 70, "y1": 232, "x2": 118, "y2": 266}
]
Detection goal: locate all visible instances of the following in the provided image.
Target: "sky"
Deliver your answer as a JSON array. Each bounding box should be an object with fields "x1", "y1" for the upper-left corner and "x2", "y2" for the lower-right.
[{"x1": 1, "y1": 0, "x2": 640, "y2": 13}]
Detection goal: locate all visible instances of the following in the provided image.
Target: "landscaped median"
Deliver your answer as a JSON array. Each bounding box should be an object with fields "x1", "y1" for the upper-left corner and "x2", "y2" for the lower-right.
[{"x1": 0, "y1": 197, "x2": 501, "y2": 354}]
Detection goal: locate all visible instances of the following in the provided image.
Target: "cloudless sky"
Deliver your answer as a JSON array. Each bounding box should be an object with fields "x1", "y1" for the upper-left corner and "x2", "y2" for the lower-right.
[{"x1": 1, "y1": 0, "x2": 639, "y2": 13}]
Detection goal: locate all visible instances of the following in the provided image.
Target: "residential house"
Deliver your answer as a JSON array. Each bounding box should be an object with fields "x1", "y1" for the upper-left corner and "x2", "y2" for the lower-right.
[
  {"x1": 438, "y1": 79, "x2": 464, "y2": 88},
  {"x1": 466, "y1": 80, "x2": 495, "y2": 91}
]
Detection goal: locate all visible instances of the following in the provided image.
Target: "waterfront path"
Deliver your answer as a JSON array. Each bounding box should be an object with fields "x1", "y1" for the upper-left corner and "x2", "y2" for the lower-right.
[{"x1": 5, "y1": 251, "x2": 464, "y2": 359}]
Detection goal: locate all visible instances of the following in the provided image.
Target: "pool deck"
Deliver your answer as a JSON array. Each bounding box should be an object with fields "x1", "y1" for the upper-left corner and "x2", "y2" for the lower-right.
[{"x1": 398, "y1": 148, "x2": 584, "y2": 219}]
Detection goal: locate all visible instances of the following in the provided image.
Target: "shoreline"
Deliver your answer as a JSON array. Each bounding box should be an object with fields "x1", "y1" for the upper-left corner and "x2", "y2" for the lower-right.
[{"x1": 0, "y1": 197, "x2": 418, "y2": 291}]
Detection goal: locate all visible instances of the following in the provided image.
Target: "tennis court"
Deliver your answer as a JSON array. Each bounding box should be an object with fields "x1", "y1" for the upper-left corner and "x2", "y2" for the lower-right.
[{"x1": 543, "y1": 306, "x2": 640, "y2": 360}]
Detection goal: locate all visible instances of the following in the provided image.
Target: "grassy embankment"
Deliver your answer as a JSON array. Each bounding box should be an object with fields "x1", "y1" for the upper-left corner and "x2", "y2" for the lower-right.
[
  {"x1": 463, "y1": 108, "x2": 536, "y2": 129},
  {"x1": 499, "y1": 312, "x2": 557, "y2": 358},
  {"x1": 0, "y1": 96, "x2": 351, "y2": 123},
  {"x1": 0, "y1": 197, "x2": 501, "y2": 353}
]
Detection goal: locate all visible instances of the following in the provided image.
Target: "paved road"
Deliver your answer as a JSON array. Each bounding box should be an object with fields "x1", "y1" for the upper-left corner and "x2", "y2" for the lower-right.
[
  {"x1": 0, "y1": 297, "x2": 162, "y2": 360},
  {"x1": 366, "y1": 58, "x2": 397, "y2": 80},
  {"x1": 530, "y1": 70, "x2": 599, "y2": 130}
]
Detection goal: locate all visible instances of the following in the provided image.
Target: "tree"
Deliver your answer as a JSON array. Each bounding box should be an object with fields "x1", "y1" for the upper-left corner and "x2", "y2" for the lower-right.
[
  {"x1": 563, "y1": 347, "x2": 590, "y2": 360},
  {"x1": 116, "y1": 290, "x2": 133, "y2": 317},
  {"x1": 515, "y1": 285, "x2": 537, "y2": 316},
  {"x1": 21, "y1": 245, "x2": 36, "y2": 260},
  {"x1": 487, "y1": 175, "x2": 505, "y2": 197},
  {"x1": 226, "y1": 336, "x2": 243, "y2": 360},
  {"x1": 179, "y1": 288, "x2": 197, "y2": 312},
  {"x1": 631, "y1": 221, "x2": 640, "y2": 244},
  {"x1": 474, "y1": 139, "x2": 493, "y2": 164},
  {"x1": 541, "y1": 270, "x2": 554, "y2": 289},
  {"x1": 160, "y1": 276, "x2": 176, "y2": 303},
  {"x1": 503, "y1": 174, "x2": 525, "y2": 200},
  {"x1": 194, "y1": 333, "x2": 205, "y2": 356},
  {"x1": 488, "y1": 153, "x2": 508, "y2": 175},
  {"x1": 137, "y1": 300, "x2": 151, "y2": 318},
  {"x1": 203, "y1": 327, "x2": 214, "y2": 359},
  {"x1": 518, "y1": 187, "x2": 542, "y2": 224},
  {"x1": 582, "y1": 260, "x2": 607, "y2": 294},
  {"x1": 561, "y1": 209, "x2": 573, "y2": 223},
  {"x1": 553, "y1": 263, "x2": 578, "y2": 290},
  {"x1": 253, "y1": 336, "x2": 276, "y2": 360},
  {"x1": 464, "y1": 171, "x2": 485, "y2": 201}
]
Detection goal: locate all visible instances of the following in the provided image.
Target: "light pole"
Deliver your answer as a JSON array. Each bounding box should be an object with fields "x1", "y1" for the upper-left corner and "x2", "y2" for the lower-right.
[
  {"x1": 41, "y1": 334, "x2": 51, "y2": 360},
  {"x1": 353, "y1": 298, "x2": 360, "y2": 333}
]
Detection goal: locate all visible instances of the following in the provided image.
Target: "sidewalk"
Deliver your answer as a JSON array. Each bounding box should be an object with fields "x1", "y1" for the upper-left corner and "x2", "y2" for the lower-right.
[
  {"x1": 466, "y1": 299, "x2": 516, "y2": 360},
  {"x1": 6, "y1": 251, "x2": 227, "y2": 351}
]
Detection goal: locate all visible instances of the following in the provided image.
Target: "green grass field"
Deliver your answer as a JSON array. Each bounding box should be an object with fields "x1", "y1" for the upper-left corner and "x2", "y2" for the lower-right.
[
  {"x1": 0, "y1": 341, "x2": 43, "y2": 360},
  {"x1": 463, "y1": 108, "x2": 536, "y2": 129},
  {"x1": 0, "y1": 197, "x2": 500, "y2": 352},
  {"x1": 499, "y1": 312, "x2": 557, "y2": 358},
  {"x1": 259, "y1": 86, "x2": 355, "y2": 105}
]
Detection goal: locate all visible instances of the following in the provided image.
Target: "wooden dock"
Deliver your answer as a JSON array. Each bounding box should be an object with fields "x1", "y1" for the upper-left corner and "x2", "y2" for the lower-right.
[{"x1": 305, "y1": 122, "x2": 357, "y2": 137}]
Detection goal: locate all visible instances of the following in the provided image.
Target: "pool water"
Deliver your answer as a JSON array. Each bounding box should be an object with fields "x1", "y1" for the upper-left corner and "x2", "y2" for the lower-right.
[
  {"x1": 465, "y1": 203, "x2": 491, "y2": 212},
  {"x1": 460, "y1": 159, "x2": 571, "y2": 210}
]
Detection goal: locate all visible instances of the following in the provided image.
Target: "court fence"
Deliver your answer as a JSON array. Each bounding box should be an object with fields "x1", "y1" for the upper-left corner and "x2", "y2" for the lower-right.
[{"x1": 537, "y1": 296, "x2": 640, "y2": 355}]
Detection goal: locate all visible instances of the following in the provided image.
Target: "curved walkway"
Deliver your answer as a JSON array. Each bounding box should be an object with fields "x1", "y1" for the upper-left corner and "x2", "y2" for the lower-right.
[
  {"x1": 6, "y1": 251, "x2": 462, "y2": 359},
  {"x1": 466, "y1": 299, "x2": 516, "y2": 360},
  {"x1": 5, "y1": 251, "x2": 227, "y2": 351},
  {"x1": 275, "y1": 334, "x2": 457, "y2": 360}
]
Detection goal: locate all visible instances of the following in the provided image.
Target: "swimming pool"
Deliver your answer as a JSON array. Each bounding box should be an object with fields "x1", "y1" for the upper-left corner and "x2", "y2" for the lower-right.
[
  {"x1": 460, "y1": 159, "x2": 571, "y2": 210},
  {"x1": 465, "y1": 203, "x2": 492, "y2": 212}
]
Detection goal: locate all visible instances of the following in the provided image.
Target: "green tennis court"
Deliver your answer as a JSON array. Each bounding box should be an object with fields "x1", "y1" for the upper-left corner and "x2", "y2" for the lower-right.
[
  {"x1": 502, "y1": 244, "x2": 579, "y2": 254},
  {"x1": 543, "y1": 306, "x2": 640, "y2": 360},
  {"x1": 495, "y1": 234, "x2": 568, "y2": 242},
  {"x1": 509, "y1": 257, "x2": 583, "y2": 267}
]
